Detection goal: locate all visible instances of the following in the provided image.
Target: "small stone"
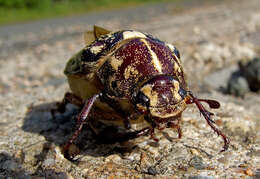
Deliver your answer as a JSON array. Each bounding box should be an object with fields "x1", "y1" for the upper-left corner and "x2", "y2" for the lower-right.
[
  {"x1": 14, "y1": 149, "x2": 25, "y2": 163},
  {"x1": 215, "y1": 119, "x2": 223, "y2": 126},
  {"x1": 217, "y1": 157, "x2": 228, "y2": 164},
  {"x1": 255, "y1": 169, "x2": 260, "y2": 179},
  {"x1": 240, "y1": 57, "x2": 260, "y2": 92},
  {"x1": 244, "y1": 168, "x2": 254, "y2": 176},
  {"x1": 189, "y1": 156, "x2": 207, "y2": 170},
  {"x1": 145, "y1": 145, "x2": 160, "y2": 158},
  {"x1": 147, "y1": 166, "x2": 157, "y2": 175},
  {"x1": 140, "y1": 151, "x2": 153, "y2": 172},
  {"x1": 227, "y1": 73, "x2": 249, "y2": 97},
  {"x1": 1, "y1": 160, "x2": 20, "y2": 172},
  {"x1": 45, "y1": 169, "x2": 74, "y2": 179},
  {"x1": 104, "y1": 154, "x2": 121, "y2": 163},
  {"x1": 190, "y1": 149, "x2": 200, "y2": 156},
  {"x1": 42, "y1": 158, "x2": 56, "y2": 168},
  {"x1": 66, "y1": 144, "x2": 80, "y2": 158}
]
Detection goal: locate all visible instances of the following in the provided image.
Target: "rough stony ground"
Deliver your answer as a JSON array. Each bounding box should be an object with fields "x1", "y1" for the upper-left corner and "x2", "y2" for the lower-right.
[{"x1": 0, "y1": 0, "x2": 260, "y2": 178}]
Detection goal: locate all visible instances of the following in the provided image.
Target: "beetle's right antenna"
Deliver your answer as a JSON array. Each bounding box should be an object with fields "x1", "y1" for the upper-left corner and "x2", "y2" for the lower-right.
[
  {"x1": 186, "y1": 92, "x2": 230, "y2": 152},
  {"x1": 64, "y1": 93, "x2": 101, "y2": 158}
]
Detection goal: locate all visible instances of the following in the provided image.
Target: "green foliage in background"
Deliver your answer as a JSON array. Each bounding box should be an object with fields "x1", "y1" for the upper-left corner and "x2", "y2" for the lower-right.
[
  {"x1": 0, "y1": 0, "x2": 51, "y2": 9},
  {"x1": 0, "y1": 0, "x2": 171, "y2": 25}
]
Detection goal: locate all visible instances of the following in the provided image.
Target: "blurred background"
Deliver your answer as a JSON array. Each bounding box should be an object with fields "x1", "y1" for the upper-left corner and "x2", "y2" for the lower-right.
[{"x1": 0, "y1": 0, "x2": 174, "y2": 25}]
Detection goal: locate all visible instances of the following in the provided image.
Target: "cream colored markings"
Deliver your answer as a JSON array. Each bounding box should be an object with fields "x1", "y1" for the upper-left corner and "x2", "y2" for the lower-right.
[
  {"x1": 171, "y1": 80, "x2": 182, "y2": 101},
  {"x1": 90, "y1": 44, "x2": 105, "y2": 54},
  {"x1": 166, "y1": 43, "x2": 181, "y2": 64},
  {"x1": 174, "y1": 60, "x2": 182, "y2": 73},
  {"x1": 167, "y1": 43, "x2": 183, "y2": 74},
  {"x1": 124, "y1": 65, "x2": 139, "y2": 80},
  {"x1": 122, "y1": 31, "x2": 146, "y2": 40},
  {"x1": 140, "y1": 84, "x2": 158, "y2": 107},
  {"x1": 109, "y1": 56, "x2": 123, "y2": 71},
  {"x1": 141, "y1": 39, "x2": 162, "y2": 73}
]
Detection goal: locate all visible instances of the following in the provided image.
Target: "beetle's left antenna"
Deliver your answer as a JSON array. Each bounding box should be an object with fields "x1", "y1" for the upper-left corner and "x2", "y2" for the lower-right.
[{"x1": 64, "y1": 93, "x2": 101, "y2": 157}]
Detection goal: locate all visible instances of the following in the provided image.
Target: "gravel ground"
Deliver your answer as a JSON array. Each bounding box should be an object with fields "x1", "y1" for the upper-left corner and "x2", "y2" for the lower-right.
[{"x1": 0, "y1": 0, "x2": 260, "y2": 178}]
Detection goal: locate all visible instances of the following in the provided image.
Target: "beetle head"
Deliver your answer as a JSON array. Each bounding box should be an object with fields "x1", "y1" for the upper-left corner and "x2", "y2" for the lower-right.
[{"x1": 134, "y1": 75, "x2": 188, "y2": 118}]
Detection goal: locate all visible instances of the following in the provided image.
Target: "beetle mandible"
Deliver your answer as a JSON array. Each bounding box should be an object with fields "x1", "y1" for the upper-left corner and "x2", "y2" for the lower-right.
[{"x1": 54, "y1": 26, "x2": 229, "y2": 156}]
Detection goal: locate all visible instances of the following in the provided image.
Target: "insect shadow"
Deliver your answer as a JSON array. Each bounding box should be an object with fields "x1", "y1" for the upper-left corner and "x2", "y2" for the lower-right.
[
  {"x1": 0, "y1": 152, "x2": 31, "y2": 178},
  {"x1": 22, "y1": 102, "x2": 154, "y2": 158}
]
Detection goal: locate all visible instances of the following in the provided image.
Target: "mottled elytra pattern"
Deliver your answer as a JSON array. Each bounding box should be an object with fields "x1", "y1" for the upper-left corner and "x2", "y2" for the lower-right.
[
  {"x1": 101, "y1": 37, "x2": 185, "y2": 98},
  {"x1": 81, "y1": 31, "x2": 124, "y2": 62}
]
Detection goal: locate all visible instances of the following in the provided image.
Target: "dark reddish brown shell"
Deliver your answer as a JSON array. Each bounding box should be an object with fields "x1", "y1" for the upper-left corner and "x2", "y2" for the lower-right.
[
  {"x1": 64, "y1": 30, "x2": 187, "y2": 121},
  {"x1": 93, "y1": 31, "x2": 186, "y2": 99}
]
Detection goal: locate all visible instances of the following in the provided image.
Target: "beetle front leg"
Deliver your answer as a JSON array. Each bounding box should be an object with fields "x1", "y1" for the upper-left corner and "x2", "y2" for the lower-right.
[
  {"x1": 51, "y1": 92, "x2": 84, "y2": 118},
  {"x1": 167, "y1": 119, "x2": 182, "y2": 139},
  {"x1": 63, "y1": 93, "x2": 100, "y2": 159},
  {"x1": 144, "y1": 115, "x2": 159, "y2": 142}
]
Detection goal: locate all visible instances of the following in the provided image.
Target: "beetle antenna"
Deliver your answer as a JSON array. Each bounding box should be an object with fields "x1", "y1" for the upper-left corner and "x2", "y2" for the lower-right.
[
  {"x1": 197, "y1": 99, "x2": 220, "y2": 109},
  {"x1": 64, "y1": 93, "x2": 101, "y2": 158},
  {"x1": 186, "y1": 92, "x2": 230, "y2": 152}
]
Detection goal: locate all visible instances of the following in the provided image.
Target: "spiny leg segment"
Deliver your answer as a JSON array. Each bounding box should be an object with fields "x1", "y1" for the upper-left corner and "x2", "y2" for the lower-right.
[{"x1": 63, "y1": 93, "x2": 101, "y2": 157}]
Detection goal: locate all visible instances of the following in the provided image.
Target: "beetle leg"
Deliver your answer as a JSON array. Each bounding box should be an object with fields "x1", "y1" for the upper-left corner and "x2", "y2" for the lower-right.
[
  {"x1": 167, "y1": 119, "x2": 182, "y2": 139},
  {"x1": 51, "y1": 92, "x2": 84, "y2": 118},
  {"x1": 149, "y1": 127, "x2": 159, "y2": 142},
  {"x1": 186, "y1": 92, "x2": 230, "y2": 152},
  {"x1": 100, "y1": 93, "x2": 131, "y2": 129},
  {"x1": 63, "y1": 93, "x2": 100, "y2": 158},
  {"x1": 135, "y1": 127, "x2": 151, "y2": 137},
  {"x1": 144, "y1": 115, "x2": 159, "y2": 142}
]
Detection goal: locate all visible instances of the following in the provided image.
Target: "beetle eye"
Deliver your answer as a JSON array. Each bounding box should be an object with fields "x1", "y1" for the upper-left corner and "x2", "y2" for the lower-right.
[{"x1": 135, "y1": 91, "x2": 150, "y2": 108}]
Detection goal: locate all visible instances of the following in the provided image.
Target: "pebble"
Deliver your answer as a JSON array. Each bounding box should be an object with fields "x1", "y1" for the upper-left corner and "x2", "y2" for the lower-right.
[
  {"x1": 190, "y1": 149, "x2": 200, "y2": 156},
  {"x1": 189, "y1": 156, "x2": 207, "y2": 170},
  {"x1": 140, "y1": 151, "x2": 154, "y2": 173},
  {"x1": 254, "y1": 169, "x2": 260, "y2": 179},
  {"x1": 239, "y1": 57, "x2": 260, "y2": 92},
  {"x1": 148, "y1": 166, "x2": 157, "y2": 175},
  {"x1": 0, "y1": 160, "x2": 20, "y2": 172},
  {"x1": 104, "y1": 154, "x2": 121, "y2": 163},
  {"x1": 244, "y1": 168, "x2": 254, "y2": 176},
  {"x1": 42, "y1": 158, "x2": 56, "y2": 168},
  {"x1": 227, "y1": 73, "x2": 249, "y2": 97}
]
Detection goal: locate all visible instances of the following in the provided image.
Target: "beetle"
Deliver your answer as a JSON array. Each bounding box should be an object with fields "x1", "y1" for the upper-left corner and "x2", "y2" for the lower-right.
[{"x1": 54, "y1": 26, "x2": 229, "y2": 157}]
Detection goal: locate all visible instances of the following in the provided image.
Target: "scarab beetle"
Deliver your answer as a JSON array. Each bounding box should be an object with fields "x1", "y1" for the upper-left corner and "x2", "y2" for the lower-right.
[{"x1": 54, "y1": 26, "x2": 229, "y2": 156}]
